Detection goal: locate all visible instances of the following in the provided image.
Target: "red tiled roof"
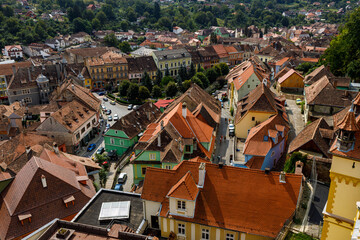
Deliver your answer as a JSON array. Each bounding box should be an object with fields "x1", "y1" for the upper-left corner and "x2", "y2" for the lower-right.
[
  {"x1": 167, "y1": 171, "x2": 199, "y2": 200},
  {"x1": 336, "y1": 108, "x2": 360, "y2": 131},
  {"x1": 212, "y1": 44, "x2": 229, "y2": 59},
  {"x1": 300, "y1": 58, "x2": 318, "y2": 63},
  {"x1": 275, "y1": 57, "x2": 289, "y2": 66},
  {"x1": 141, "y1": 161, "x2": 302, "y2": 238},
  {"x1": 0, "y1": 171, "x2": 11, "y2": 181}
]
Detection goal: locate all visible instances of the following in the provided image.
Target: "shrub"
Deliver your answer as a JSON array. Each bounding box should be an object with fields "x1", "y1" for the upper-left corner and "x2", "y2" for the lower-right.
[{"x1": 284, "y1": 152, "x2": 307, "y2": 173}]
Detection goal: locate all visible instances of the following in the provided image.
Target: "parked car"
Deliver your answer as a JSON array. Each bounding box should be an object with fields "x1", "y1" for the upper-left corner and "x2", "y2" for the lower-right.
[
  {"x1": 118, "y1": 173, "x2": 127, "y2": 184},
  {"x1": 114, "y1": 114, "x2": 119, "y2": 121},
  {"x1": 128, "y1": 104, "x2": 133, "y2": 110},
  {"x1": 103, "y1": 97, "x2": 108, "y2": 102},
  {"x1": 107, "y1": 149, "x2": 118, "y2": 161},
  {"x1": 87, "y1": 143, "x2": 96, "y2": 152},
  {"x1": 98, "y1": 92, "x2": 106, "y2": 96},
  {"x1": 110, "y1": 100, "x2": 116, "y2": 105},
  {"x1": 96, "y1": 147, "x2": 105, "y2": 155},
  {"x1": 229, "y1": 124, "x2": 235, "y2": 137},
  {"x1": 101, "y1": 104, "x2": 106, "y2": 110},
  {"x1": 114, "y1": 184, "x2": 123, "y2": 191},
  {"x1": 296, "y1": 98, "x2": 302, "y2": 105},
  {"x1": 106, "y1": 123, "x2": 111, "y2": 128},
  {"x1": 133, "y1": 105, "x2": 140, "y2": 110},
  {"x1": 108, "y1": 116, "x2": 112, "y2": 121},
  {"x1": 106, "y1": 109, "x2": 112, "y2": 115}
]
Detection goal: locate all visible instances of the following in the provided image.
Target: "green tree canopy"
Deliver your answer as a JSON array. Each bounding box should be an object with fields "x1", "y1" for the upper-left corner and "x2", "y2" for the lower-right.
[
  {"x1": 194, "y1": 72, "x2": 209, "y2": 88},
  {"x1": 152, "y1": 85, "x2": 162, "y2": 98},
  {"x1": 165, "y1": 82, "x2": 178, "y2": 97},
  {"x1": 139, "y1": 86, "x2": 151, "y2": 100},
  {"x1": 119, "y1": 80, "x2": 130, "y2": 96},
  {"x1": 161, "y1": 76, "x2": 174, "y2": 86},
  {"x1": 141, "y1": 71, "x2": 153, "y2": 92},
  {"x1": 206, "y1": 68, "x2": 218, "y2": 83},
  {"x1": 127, "y1": 83, "x2": 139, "y2": 100},
  {"x1": 218, "y1": 63, "x2": 229, "y2": 76}
]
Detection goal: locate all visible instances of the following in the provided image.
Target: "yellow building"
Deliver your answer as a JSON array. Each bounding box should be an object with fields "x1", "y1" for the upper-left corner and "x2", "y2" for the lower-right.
[
  {"x1": 322, "y1": 101, "x2": 360, "y2": 240},
  {"x1": 152, "y1": 48, "x2": 192, "y2": 77},
  {"x1": 141, "y1": 160, "x2": 303, "y2": 240},
  {"x1": 234, "y1": 83, "x2": 280, "y2": 139},
  {"x1": 276, "y1": 69, "x2": 304, "y2": 93},
  {"x1": 85, "y1": 51, "x2": 128, "y2": 90}
]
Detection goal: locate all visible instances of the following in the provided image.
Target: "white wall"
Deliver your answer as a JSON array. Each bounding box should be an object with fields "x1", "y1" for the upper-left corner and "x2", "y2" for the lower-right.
[
  {"x1": 169, "y1": 197, "x2": 195, "y2": 218},
  {"x1": 144, "y1": 200, "x2": 161, "y2": 224}
]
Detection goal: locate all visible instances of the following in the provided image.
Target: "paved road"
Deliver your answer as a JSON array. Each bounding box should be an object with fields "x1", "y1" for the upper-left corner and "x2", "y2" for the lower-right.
[
  {"x1": 81, "y1": 93, "x2": 131, "y2": 158},
  {"x1": 213, "y1": 88, "x2": 234, "y2": 165},
  {"x1": 308, "y1": 182, "x2": 329, "y2": 224},
  {"x1": 286, "y1": 99, "x2": 305, "y2": 142},
  {"x1": 121, "y1": 163, "x2": 134, "y2": 192}
]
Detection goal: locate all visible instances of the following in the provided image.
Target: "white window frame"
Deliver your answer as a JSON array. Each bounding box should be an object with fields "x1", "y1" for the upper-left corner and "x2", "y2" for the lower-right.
[
  {"x1": 110, "y1": 138, "x2": 115, "y2": 144},
  {"x1": 201, "y1": 229, "x2": 210, "y2": 240},
  {"x1": 165, "y1": 165, "x2": 171, "y2": 169},
  {"x1": 119, "y1": 139, "x2": 124, "y2": 145},
  {"x1": 178, "y1": 223, "x2": 185, "y2": 235},
  {"x1": 149, "y1": 153, "x2": 156, "y2": 160},
  {"x1": 177, "y1": 200, "x2": 186, "y2": 211},
  {"x1": 226, "y1": 233, "x2": 234, "y2": 240}
]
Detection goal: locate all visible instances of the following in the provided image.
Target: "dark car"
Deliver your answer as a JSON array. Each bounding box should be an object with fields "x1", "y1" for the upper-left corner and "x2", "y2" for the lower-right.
[
  {"x1": 114, "y1": 184, "x2": 123, "y2": 191},
  {"x1": 98, "y1": 91, "x2": 106, "y2": 96},
  {"x1": 87, "y1": 143, "x2": 96, "y2": 152},
  {"x1": 106, "y1": 109, "x2": 112, "y2": 115},
  {"x1": 107, "y1": 149, "x2": 118, "y2": 161},
  {"x1": 96, "y1": 147, "x2": 105, "y2": 155},
  {"x1": 103, "y1": 97, "x2": 108, "y2": 102}
]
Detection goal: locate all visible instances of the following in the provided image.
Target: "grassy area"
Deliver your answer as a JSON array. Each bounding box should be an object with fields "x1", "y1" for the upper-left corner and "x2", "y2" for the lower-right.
[{"x1": 285, "y1": 232, "x2": 318, "y2": 240}]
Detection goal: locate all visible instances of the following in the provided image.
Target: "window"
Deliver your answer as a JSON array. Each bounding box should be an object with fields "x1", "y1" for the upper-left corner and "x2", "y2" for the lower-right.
[
  {"x1": 149, "y1": 153, "x2": 156, "y2": 160},
  {"x1": 178, "y1": 223, "x2": 185, "y2": 235},
  {"x1": 165, "y1": 165, "x2": 171, "y2": 169},
  {"x1": 110, "y1": 138, "x2": 115, "y2": 144},
  {"x1": 119, "y1": 140, "x2": 124, "y2": 145},
  {"x1": 23, "y1": 97, "x2": 32, "y2": 103},
  {"x1": 252, "y1": 117, "x2": 255, "y2": 121},
  {"x1": 177, "y1": 200, "x2": 186, "y2": 210},
  {"x1": 76, "y1": 133, "x2": 80, "y2": 140},
  {"x1": 142, "y1": 167, "x2": 147, "y2": 175},
  {"x1": 264, "y1": 136, "x2": 268, "y2": 141},
  {"x1": 160, "y1": 64, "x2": 163, "y2": 69},
  {"x1": 171, "y1": 63, "x2": 173, "y2": 67},
  {"x1": 226, "y1": 233, "x2": 234, "y2": 240},
  {"x1": 248, "y1": 85, "x2": 250, "y2": 88},
  {"x1": 81, "y1": 127, "x2": 85, "y2": 134},
  {"x1": 115, "y1": 130, "x2": 118, "y2": 134},
  {"x1": 185, "y1": 145, "x2": 191, "y2": 152},
  {"x1": 201, "y1": 229, "x2": 209, "y2": 240},
  {"x1": 87, "y1": 123, "x2": 91, "y2": 129},
  {"x1": 92, "y1": 118, "x2": 96, "y2": 124}
]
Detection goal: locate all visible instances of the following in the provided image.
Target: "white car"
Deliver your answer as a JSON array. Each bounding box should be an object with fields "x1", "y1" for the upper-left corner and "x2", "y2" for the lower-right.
[
  {"x1": 118, "y1": 173, "x2": 127, "y2": 184},
  {"x1": 114, "y1": 114, "x2": 119, "y2": 121},
  {"x1": 101, "y1": 105, "x2": 106, "y2": 110},
  {"x1": 229, "y1": 124, "x2": 235, "y2": 137}
]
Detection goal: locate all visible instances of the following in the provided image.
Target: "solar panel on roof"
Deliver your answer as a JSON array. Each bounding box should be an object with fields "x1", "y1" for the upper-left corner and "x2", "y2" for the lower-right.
[{"x1": 98, "y1": 201, "x2": 130, "y2": 220}]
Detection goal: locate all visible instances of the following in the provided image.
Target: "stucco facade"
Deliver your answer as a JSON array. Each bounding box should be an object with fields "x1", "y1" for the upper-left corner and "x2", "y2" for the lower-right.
[{"x1": 235, "y1": 111, "x2": 275, "y2": 139}]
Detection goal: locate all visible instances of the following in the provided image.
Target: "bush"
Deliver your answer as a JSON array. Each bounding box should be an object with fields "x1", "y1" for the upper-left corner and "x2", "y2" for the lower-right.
[
  {"x1": 301, "y1": 102, "x2": 304, "y2": 114},
  {"x1": 107, "y1": 93, "x2": 115, "y2": 99},
  {"x1": 284, "y1": 152, "x2": 307, "y2": 173},
  {"x1": 230, "y1": 106, "x2": 234, "y2": 116}
]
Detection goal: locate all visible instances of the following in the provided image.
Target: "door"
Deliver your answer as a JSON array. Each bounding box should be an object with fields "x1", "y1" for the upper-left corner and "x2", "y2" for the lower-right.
[{"x1": 151, "y1": 215, "x2": 159, "y2": 229}]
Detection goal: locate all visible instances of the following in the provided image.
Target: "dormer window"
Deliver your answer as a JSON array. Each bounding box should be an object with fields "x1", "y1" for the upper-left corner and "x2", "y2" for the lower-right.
[
  {"x1": 177, "y1": 200, "x2": 186, "y2": 211},
  {"x1": 18, "y1": 212, "x2": 32, "y2": 225},
  {"x1": 63, "y1": 195, "x2": 75, "y2": 207}
]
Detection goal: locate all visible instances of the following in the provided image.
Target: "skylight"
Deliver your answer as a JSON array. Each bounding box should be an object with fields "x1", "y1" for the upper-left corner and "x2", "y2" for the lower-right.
[{"x1": 98, "y1": 201, "x2": 130, "y2": 221}]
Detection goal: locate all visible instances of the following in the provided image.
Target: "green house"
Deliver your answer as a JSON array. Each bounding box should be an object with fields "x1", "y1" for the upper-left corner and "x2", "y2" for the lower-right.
[
  {"x1": 214, "y1": 27, "x2": 230, "y2": 38},
  {"x1": 103, "y1": 102, "x2": 161, "y2": 157}
]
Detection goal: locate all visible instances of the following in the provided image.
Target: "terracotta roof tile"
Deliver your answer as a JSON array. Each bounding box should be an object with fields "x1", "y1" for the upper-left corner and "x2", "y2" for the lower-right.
[
  {"x1": 275, "y1": 57, "x2": 290, "y2": 66},
  {"x1": 167, "y1": 171, "x2": 199, "y2": 200},
  {"x1": 141, "y1": 161, "x2": 302, "y2": 238},
  {"x1": 336, "y1": 107, "x2": 360, "y2": 131}
]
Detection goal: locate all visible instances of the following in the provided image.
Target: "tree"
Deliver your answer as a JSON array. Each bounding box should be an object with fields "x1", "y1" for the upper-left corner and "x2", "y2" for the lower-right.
[
  {"x1": 182, "y1": 80, "x2": 192, "y2": 92},
  {"x1": 152, "y1": 85, "x2": 162, "y2": 98},
  {"x1": 188, "y1": 62, "x2": 196, "y2": 79},
  {"x1": 179, "y1": 65, "x2": 188, "y2": 81},
  {"x1": 296, "y1": 62, "x2": 316, "y2": 75},
  {"x1": 154, "y1": 2, "x2": 161, "y2": 19},
  {"x1": 281, "y1": 17, "x2": 290, "y2": 27},
  {"x1": 127, "y1": 8, "x2": 137, "y2": 22},
  {"x1": 139, "y1": 86, "x2": 151, "y2": 100},
  {"x1": 161, "y1": 76, "x2": 174, "y2": 86},
  {"x1": 96, "y1": 11, "x2": 107, "y2": 23},
  {"x1": 206, "y1": 68, "x2": 218, "y2": 83},
  {"x1": 194, "y1": 72, "x2": 209, "y2": 88},
  {"x1": 119, "y1": 80, "x2": 130, "y2": 96},
  {"x1": 104, "y1": 33, "x2": 118, "y2": 47},
  {"x1": 217, "y1": 76, "x2": 227, "y2": 87},
  {"x1": 165, "y1": 67, "x2": 170, "y2": 77},
  {"x1": 120, "y1": 21, "x2": 129, "y2": 31},
  {"x1": 119, "y1": 41, "x2": 131, "y2": 53},
  {"x1": 73, "y1": 18, "x2": 91, "y2": 33},
  {"x1": 141, "y1": 71, "x2": 153, "y2": 92},
  {"x1": 102, "y1": 4, "x2": 115, "y2": 20},
  {"x1": 214, "y1": 64, "x2": 223, "y2": 76},
  {"x1": 165, "y1": 82, "x2": 178, "y2": 97},
  {"x1": 157, "y1": 17, "x2": 172, "y2": 31},
  {"x1": 127, "y1": 83, "x2": 139, "y2": 100},
  {"x1": 92, "y1": 18, "x2": 101, "y2": 30},
  {"x1": 323, "y1": 8, "x2": 360, "y2": 79},
  {"x1": 218, "y1": 62, "x2": 229, "y2": 75},
  {"x1": 210, "y1": 32, "x2": 218, "y2": 44},
  {"x1": 155, "y1": 69, "x2": 163, "y2": 86},
  {"x1": 197, "y1": 64, "x2": 204, "y2": 72},
  {"x1": 191, "y1": 76, "x2": 203, "y2": 88}
]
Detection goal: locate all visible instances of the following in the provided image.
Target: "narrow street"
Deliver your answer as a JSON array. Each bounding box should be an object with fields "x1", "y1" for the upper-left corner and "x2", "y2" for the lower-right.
[{"x1": 286, "y1": 99, "x2": 305, "y2": 142}]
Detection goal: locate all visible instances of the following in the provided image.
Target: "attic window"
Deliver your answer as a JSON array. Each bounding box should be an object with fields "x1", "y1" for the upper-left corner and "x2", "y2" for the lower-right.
[
  {"x1": 18, "y1": 212, "x2": 32, "y2": 225},
  {"x1": 63, "y1": 195, "x2": 75, "y2": 207}
]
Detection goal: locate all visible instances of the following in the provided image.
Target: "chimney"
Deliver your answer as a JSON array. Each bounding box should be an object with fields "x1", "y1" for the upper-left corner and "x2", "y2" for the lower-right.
[
  {"x1": 279, "y1": 171, "x2": 286, "y2": 183},
  {"x1": 198, "y1": 162, "x2": 206, "y2": 188},
  {"x1": 25, "y1": 146, "x2": 31, "y2": 154},
  {"x1": 71, "y1": 84, "x2": 75, "y2": 91},
  {"x1": 265, "y1": 168, "x2": 270, "y2": 174},
  {"x1": 295, "y1": 160, "x2": 304, "y2": 175},
  {"x1": 218, "y1": 161, "x2": 224, "y2": 169},
  {"x1": 41, "y1": 175, "x2": 47, "y2": 188},
  {"x1": 53, "y1": 142, "x2": 59, "y2": 154},
  {"x1": 333, "y1": 80, "x2": 337, "y2": 89},
  {"x1": 160, "y1": 120, "x2": 164, "y2": 130},
  {"x1": 182, "y1": 102, "x2": 187, "y2": 119},
  {"x1": 147, "y1": 112, "x2": 150, "y2": 120},
  {"x1": 157, "y1": 134, "x2": 161, "y2": 147},
  {"x1": 12, "y1": 65, "x2": 16, "y2": 75}
]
